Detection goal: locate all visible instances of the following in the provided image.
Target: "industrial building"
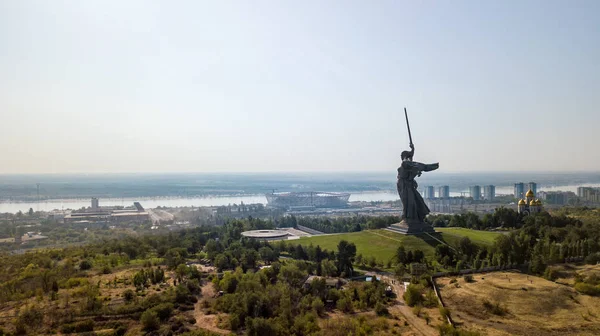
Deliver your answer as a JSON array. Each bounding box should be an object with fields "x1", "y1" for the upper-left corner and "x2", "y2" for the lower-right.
[
  {"x1": 265, "y1": 192, "x2": 350, "y2": 209},
  {"x1": 63, "y1": 198, "x2": 149, "y2": 224}
]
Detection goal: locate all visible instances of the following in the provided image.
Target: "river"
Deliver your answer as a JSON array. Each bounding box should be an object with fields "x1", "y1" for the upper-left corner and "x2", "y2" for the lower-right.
[{"x1": 1, "y1": 184, "x2": 599, "y2": 214}]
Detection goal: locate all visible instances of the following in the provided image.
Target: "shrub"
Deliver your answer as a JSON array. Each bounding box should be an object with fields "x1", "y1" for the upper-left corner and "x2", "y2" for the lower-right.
[
  {"x1": 482, "y1": 299, "x2": 508, "y2": 316},
  {"x1": 439, "y1": 307, "x2": 451, "y2": 320},
  {"x1": 123, "y1": 289, "x2": 135, "y2": 303},
  {"x1": 312, "y1": 297, "x2": 325, "y2": 316},
  {"x1": 403, "y1": 284, "x2": 423, "y2": 307},
  {"x1": 140, "y1": 310, "x2": 160, "y2": 331},
  {"x1": 79, "y1": 260, "x2": 92, "y2": 270},
  {"x1": 463, "y1": 275, "x2": 474, "y2": 283},
  {"x1": 152, "y1": 303, "x2": 174, "y2": 321},
  {"x1": 412, "y1": 304, "x2": 422, "y2": 317},
  {"x1": 336, "y1": 296, "x2": 354, "y2": 313},
  {"x1": 574, "y1": 283, "x2": 600, "y2": 296},
  {"x1": 375, "y1": 302, "x2": 389, "y2": 316},
  {"x1": 585, "y1": 252, "x2": 600, "y2": 265},
  {"x1": 544, "y1": 268, "x2": 558, "y2": 281},
  {"x1": 60, "y1": 320, "x2": 94, "y2": 334}
]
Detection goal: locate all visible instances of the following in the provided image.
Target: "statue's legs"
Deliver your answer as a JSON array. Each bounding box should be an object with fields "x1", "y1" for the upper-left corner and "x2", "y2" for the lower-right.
[{"x1": 397, "y1": 181, "x2": 407, "y2": 219}]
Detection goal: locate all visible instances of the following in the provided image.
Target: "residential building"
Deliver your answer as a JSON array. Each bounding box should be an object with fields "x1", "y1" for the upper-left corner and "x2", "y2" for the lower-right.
[
  {"x1": 469, "y1": 186, "x2": 481, "y2": 201},
  {"x1": 423, "y1": 186, "x2": 435, "y2": 199},
  {"x1": 528, "y1": 182, "x2": 537, "y2": 197},
  {"x1": 483, "y1": 185, "x2": 495, "y2": 201},
  {"x1": 514, "y1": 182, "x2": 525, "y2": 199},
  {"x1": 438, "y1": 186, "x2": 450, "y2": 199}
]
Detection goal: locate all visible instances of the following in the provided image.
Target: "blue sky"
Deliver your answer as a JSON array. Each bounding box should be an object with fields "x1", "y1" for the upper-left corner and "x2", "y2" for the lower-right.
[{"x1": 1, "y1": 1, "x2": 599, "y2": 173}]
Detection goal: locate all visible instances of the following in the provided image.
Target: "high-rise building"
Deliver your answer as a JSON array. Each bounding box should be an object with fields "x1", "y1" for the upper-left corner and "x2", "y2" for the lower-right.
[
  {"x1": 483, "y1": 185, "x2": 496, "y2": 201},
  {"x1": 469, "y1": 186, "x2": 481, "y2": 201},
  {"x1": 528, "y1": 182, "x2": 537, "y2": 197},
  {"x1": 514, "y1": 183, "x2": 525, "y2": 199},
  {"x1": 91, "y1": 197, "x2": 99, "y2": 209},
  {"x1": 423, "y1": 186, "x2": 435, "y2": 199},
  {"x1": 438, "y1": 186, "x2": 450, "y2": 199}
]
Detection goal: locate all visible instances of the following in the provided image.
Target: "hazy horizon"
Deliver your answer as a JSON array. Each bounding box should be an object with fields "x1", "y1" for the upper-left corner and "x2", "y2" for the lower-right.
[{"x1": 2, "y1": 1, "x2": 599, "y2": 174}]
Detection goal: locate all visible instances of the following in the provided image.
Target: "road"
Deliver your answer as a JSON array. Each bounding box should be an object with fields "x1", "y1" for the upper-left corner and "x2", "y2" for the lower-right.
[{"x1": 380, "y1": 274, "x2": 438, "y2": 336}]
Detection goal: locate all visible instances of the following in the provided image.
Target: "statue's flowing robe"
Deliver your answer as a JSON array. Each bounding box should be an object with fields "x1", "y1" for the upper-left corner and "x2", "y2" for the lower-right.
[{"x1": 397, "y1": 161, "x2": 439, "y2": 222}]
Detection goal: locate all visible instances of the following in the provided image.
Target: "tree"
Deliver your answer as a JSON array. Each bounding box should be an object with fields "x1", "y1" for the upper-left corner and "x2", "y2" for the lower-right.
[
  {"x1": 336, "y1": 240, "x2": 356, "y2": 277},
  {"x1": 176, "y1": 264, "x2": 189, "y2": 282},
  {"x1": 396, "y1": 245, "x2": 407, "y2": 264},
  {"x1": 403, "y1": 284, "x2": 423, "y2": 307},
  {"x1": 28, "y1": 208, "x2": 34, "y2": 216},
  {"x1": 458, "y1": 237, "x2": 477, "y2": 258},
  {"x1": 321, "y1": 259, "x2": 337, "y2": 277}
]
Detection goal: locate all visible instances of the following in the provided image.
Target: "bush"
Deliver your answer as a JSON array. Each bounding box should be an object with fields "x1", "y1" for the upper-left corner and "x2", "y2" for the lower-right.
[
  {"x1": 463, "y1": 275, "x2": 474, "y2": 283},
  {"x1": 79, "y1": 260, "x2": 93, "y2": 270},
  {"x1": 574, "y1": 282, "x2": 600, "y2": 296},
  {"x1": 60, "y1": 320, "x2": 94, "y2": 334},
  {"x1": 438, "y1": 323, "x2": 481, "y2": 336},
  {"x1": 336, "y1": 296, "x2": 354, "y2": 313},
  {"x1": 439, "y1": 307, "x2": 451, "y2": 320},
  {"x1": 140, "y1": 310, "x2": 160, "y2": 331},
  {"x1": 585, "y1": 252, "x2": 600, "y2": 265},
  {"x1": 312, "y1": 297, "x2": 325, "y2": 316},
  {"x1": 403, "y1": 284, "x2": 423, "y2": 307},
  {"x1": 375, "y1": 302, "x2": 389, "y2": 316},
  {"x1": 544, "y1": 268, "x2": 558, "y2": 281},
  {"x1": 152, "y1": 303, "x2": 174, "y2": 321},
  {"x1": 412, "y1": 305, "x2": 422, "y2": 317},
  {"x1": 482, "y1": 299, "x2": 508, "y2": 316},
  {"x1": 123, "y1": 289, "x2": 135, "y2": 303}
]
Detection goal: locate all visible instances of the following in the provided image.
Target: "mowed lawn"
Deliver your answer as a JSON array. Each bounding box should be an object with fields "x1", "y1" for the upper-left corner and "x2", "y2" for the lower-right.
[
  {"x1": 295, "y1": 228, "x2": 504, "y2": 263},
  {"x1": 436, "y1": 227, "x2": 503, "y2": 246},
  {"x1": 295, "y1": 230, "x2": 437, "y2": 263}
]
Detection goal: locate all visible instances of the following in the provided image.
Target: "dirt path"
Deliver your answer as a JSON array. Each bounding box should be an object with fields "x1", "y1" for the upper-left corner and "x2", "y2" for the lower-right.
[
  {"x1": 381, "y1": 275, "x2": 438, "y2": 336},
  {"x1": 193, "y1": 282, "x2": 230, "y2": 335}
]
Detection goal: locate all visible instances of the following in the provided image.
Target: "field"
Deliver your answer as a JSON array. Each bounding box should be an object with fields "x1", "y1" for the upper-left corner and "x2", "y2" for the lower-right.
[
  {"x1": 436, "y1": 267, "x2": 600, "y2": 336},
  {"x1": 294, "y1": 228, "x2": 503, "y2": 264}
]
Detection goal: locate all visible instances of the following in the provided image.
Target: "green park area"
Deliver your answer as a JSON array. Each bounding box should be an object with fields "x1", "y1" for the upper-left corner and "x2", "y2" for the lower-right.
[{"x1": 295, "y1": 228, "x2": 503, "y2": 264}]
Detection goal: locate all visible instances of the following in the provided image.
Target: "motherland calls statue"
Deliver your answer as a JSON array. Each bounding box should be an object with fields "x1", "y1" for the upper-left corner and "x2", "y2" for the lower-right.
[{"x1": 391, "y1": 108, "x2": 439, "y2": 234}]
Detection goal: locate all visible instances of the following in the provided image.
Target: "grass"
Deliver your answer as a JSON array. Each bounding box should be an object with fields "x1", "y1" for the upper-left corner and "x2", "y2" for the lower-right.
[
  {"x1": 294, "y1": 227, "x2": 504, "y2": 264},
  {"x1": 436, "y1": 227, "x2": 503, "y2": 246},
  {"x1": 295, "y1": 230, "x2": 435, "y2": 263}
]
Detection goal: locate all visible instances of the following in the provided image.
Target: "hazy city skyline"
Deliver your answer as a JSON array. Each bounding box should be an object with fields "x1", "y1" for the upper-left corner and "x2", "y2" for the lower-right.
[{"x1": 1, "y1": 1, "x2": 599, "y2": 174}]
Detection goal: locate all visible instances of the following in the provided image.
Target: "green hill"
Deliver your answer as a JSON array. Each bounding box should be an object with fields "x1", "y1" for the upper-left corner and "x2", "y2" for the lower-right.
[{"x1": 294, "y1": 228, "x2": 503, "y2": 264}]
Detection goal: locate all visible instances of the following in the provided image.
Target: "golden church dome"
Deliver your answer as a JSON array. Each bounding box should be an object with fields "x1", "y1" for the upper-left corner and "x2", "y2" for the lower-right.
[
  {"x1": 525, "y1": 189, "x2": 535, "y2": 197},
  {"x1": 529, "y1": 199, "x2": 536, "y2": 206},
  {"x1": 518, "y1": 199, "x2": 526, "y2": 205}
]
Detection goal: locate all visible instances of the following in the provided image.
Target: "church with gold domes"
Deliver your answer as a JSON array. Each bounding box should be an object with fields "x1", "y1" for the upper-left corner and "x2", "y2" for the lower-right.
[{"x1": 517, "y1": 189, "x2": 543, "y2": 215}]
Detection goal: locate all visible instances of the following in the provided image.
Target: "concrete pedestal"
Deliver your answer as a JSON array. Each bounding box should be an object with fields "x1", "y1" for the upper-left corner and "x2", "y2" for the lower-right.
[{"x1": 387, "y1": 219, "x2": 435, "y2": 235}]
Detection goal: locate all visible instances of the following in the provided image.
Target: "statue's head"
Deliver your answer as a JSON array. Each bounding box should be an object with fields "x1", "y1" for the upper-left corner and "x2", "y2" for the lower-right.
[{"x1": 401, "y1": 151, "x2": 413, "y2": 161}]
